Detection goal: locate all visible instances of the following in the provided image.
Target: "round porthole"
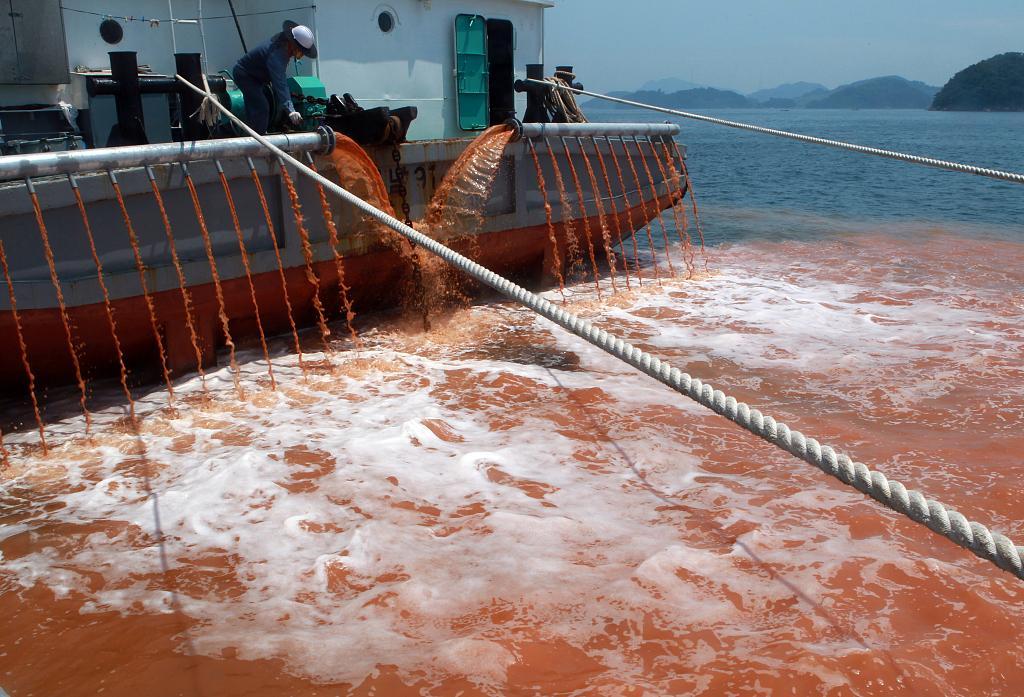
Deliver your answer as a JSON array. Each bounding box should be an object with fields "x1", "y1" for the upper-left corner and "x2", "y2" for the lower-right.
[
  {"x1": 100, "y1": 18, "x2": 124, "y2": 44},
  {"x1": 377, "y1": 11, "x2": 395, "y2": 33}
]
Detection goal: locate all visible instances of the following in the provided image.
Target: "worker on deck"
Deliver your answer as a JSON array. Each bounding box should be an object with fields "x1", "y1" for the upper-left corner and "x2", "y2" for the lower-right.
[{"x1": 232, "y1": 21, "x2": 318, "y2": 134}]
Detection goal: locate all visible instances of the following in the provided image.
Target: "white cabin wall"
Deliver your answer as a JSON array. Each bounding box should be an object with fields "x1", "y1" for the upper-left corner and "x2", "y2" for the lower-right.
[
  {"x1": 61, "y1": 0, "x2": 227, "y2": 75},
  {"x1": 1, "y1": 0, "x2": 548, "y2": 141},
  {"x1": 309, "y1": 0, "x2": 545, "y2": 140},
  {"x1": 0, "y1": 0, "x2": 233, "y2": 107}
]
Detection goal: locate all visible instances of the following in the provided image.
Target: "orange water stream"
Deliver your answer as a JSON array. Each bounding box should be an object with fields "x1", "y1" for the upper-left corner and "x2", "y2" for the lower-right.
[
  {"x1": 27, "y1": 189, "x2": 91, "y2": 427},
  {"x1": 592, "y1": 138, "x2": 632, "y2": 291},
  {"x1": 111, "y1": 179, "x2": 175, "y2": 399},
  {"x1": 218, "y1": 171, "x2": 277, "y2": 389},
  {"x1": 0, "y1": 241, "x2": 47, "y2": 452},
  {"x1": 657, "y1": 140, "x2": 697, "y2": 274},
  {"x1": 606, "y1": 139, "x2": 645, "y2": 286},
  {"x1": 416, "y1": 126, "x2": 516, "y2": 321},
  {"x1": 182, "y1": 172, "x2": 242, "y2": 396},
  {"x1": 526, "y1": 138, "x2": 566, "y2": 297},
  {"x1": 248, "y1": 164, "x2": 307, "y2": 376},
  {"x1": 72, "y1": 181, "x2": 137, "y2": 421},
  {"x1": 677, "y1": 144, "x2": 708, "y2": 269},
  {"x1": 279, "y1": 164, "x2": 333, "y2": 352},
  {"x1": 148, "y1": 176, "x2": 207, "y2": 384},
  {"x1": 621, "y1": 144, "x2": 661, "y2": 283},
  {"x1": 647, "y1": 138, "x2": 695, "y2": 278},
  {"x1": 630, "y1": 139, "x2": 676, "y2": 276},
  {"x1": 544, "y1": 137, "x2": 585, "y2": 281},
  {"x1": 422, "y1": 125, "x2": 513, "y2": 240},
  {"x1": 559, "y1": 138, "x2": 603, "y2": 296},
  {"x1": 321, "y1": 137, "x2": 434, "y2": 330},
  {"x1": 577, "y1": 143, "x2": 619, "y2": 293},
  {"x1": 303, "y1": 156, "x2": 360, "y2": 346}
]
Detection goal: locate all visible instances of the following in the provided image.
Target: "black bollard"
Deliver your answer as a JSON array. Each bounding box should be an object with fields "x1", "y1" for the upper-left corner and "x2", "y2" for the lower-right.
[
  {"x1": 175, "y1": 53, "x2": 207, "y2": 141},
  {"x1": 107, "y1": 51, "x2": 148, "y2": 146}
]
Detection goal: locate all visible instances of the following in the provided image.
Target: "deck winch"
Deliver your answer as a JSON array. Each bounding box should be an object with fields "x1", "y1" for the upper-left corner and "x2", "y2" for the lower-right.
[{"x1": 288, "y1": 76, "x2": 329, "y2": 128}]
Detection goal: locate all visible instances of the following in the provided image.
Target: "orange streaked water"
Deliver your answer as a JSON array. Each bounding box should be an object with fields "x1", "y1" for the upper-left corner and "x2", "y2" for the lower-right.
[
  {"x1": 149, "y1": 175, "x2": 207, "y2": 385},
  {"x1": 29, "y1": 189, "x2": 91, "y2": 426},
  {"x1": 279, "y1": 164, "x2": 333, "y2": 353},
  {"x1": 0, "y1": 242, "x2": 47, "y2": 452},
  {"x1": 1, "y1": 223, "x2": 1022, "y2": 695}
]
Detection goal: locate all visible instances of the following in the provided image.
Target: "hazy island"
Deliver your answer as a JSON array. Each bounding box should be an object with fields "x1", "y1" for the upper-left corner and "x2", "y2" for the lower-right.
[
  {"x1": 806, "y1": 76, "x2": 937, "y2": 109},
  {"x1": 593, "y1": 54, "x2": 1024, "y2": 112},
  {"x1": 931, "y1": 53, "x2": 1024, "y2": 111},
  {"x1": 594, "y1": 76, "x2": 940, "y2": 110}
]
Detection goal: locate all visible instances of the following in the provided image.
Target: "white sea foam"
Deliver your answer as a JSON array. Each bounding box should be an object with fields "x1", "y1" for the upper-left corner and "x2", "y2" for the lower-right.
[{"x1": 1, "y1": 232, "x2": 1022, "y2": 692}]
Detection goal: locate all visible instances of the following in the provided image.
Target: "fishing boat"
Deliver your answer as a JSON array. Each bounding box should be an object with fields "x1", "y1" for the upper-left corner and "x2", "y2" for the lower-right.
[{"x1": 0, "y1": 0, "x2": 689, "y2": 391}]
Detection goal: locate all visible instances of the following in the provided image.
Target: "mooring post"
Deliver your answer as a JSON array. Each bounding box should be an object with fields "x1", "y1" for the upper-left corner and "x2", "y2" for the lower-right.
[
  {"x1": 107, "y1": 51, "x2": 148, "y2": 147},
  {"x1": 175, "y1": 53, "x2": 207, "y2": 142}
]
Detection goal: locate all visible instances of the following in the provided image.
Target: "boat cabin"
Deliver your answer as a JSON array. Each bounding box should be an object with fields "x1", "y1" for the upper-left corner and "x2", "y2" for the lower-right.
[{"x1": 0, "y1": 0, "x2": 552, "y2": 150}]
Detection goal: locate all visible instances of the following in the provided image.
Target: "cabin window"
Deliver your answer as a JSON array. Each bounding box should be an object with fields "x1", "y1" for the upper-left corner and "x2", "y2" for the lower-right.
[
  {"x1": 454, "y1": 14, "x2": 489, "y2": 131},
  {"x1": 486, "y1": 19, "x2": 514, "y2": 125},
  {"x1": 377, "y1": 11, "x2": 395, "y2": 33}
]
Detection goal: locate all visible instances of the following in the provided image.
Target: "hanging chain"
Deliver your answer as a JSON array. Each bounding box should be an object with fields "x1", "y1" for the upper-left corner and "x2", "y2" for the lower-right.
[
  {"x1": 391, "y1": 143, "x2": 430, "y2": 330},
  {"x1": 391, "y1": 145, "x2": 413, "y2": 225}
]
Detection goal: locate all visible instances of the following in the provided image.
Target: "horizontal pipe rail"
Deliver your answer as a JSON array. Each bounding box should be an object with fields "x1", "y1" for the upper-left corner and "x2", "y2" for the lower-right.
[
  {"x1": 0, "y1": 129, "x2": 334, "y2": 180},
  {"x1": 514, "y1": 121, "x2": 680, "y2": 140},
  {"x1": 86, "y1": 74, "x2": 229, "y2": 97}
]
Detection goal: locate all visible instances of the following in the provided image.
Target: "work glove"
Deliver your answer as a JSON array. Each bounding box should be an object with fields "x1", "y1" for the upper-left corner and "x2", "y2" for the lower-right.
[{"x1": 288, "y1": 111, "x2": 303, "y2": 126}]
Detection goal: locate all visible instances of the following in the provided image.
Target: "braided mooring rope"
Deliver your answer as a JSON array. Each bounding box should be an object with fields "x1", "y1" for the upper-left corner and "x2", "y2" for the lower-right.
[
  {"x1": 531, "y1": 80, "x2": 1024, "y2": 186},
  {"x1": 177, "y1": 75, "x2": 1024, "y2": 582}
]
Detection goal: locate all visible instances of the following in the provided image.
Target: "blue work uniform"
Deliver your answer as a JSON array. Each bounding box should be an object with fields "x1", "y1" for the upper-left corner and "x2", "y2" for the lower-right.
[{"x1": 232, "y1": 35, "x2": 296, "y2": 135}]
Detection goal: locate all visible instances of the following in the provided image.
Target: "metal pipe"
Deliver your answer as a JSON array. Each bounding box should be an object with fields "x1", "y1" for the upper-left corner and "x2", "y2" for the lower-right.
[
  {"x1": 168, "y1": 0, "x2": 178, "y2": 53},
  {"x1": 0, "y1": 130, "x2": 334, "y2": 180},
  {"x1": 198, "y1": 0, "x2": 210, "y2": 75},
  {"x1": 87, "y1": 75, "x2": 229, "y2": 97},
  {"x1": 514, "y1": 121, "x2": 680, "y2": 141}
]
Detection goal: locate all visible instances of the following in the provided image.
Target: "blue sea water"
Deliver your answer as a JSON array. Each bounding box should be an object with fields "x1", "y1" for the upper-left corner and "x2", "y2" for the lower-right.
[{"x1": 590, "y1": 107, "x2": 1024, "y2": 245}]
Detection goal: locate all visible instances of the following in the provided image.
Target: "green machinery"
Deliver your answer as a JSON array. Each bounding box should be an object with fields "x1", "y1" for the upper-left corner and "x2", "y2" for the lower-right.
[
  {"x1": 288, "y1": 75, "x2": 328, "y2": 129},
  {"x1": 223, "y1": 75, "x2": 328, "y2": 131}
]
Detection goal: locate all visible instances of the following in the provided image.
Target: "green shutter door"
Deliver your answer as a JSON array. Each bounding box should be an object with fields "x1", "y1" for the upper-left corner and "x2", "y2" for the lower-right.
[{"x1": 454, "y1": 14, "x2": 489, "y2": 131}]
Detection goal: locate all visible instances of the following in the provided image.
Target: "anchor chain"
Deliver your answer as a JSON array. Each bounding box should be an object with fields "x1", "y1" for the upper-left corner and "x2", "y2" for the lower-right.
[
  {"x1": 391, "y1": 144, "x2": 413, "y2": 225},
  {"x1": 391, "y1": 143, "x2": 430, "y2": 331}
]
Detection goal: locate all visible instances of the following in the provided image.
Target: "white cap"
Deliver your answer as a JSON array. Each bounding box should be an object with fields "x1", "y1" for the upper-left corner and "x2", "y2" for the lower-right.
[{"x1": 291, "y1": 25, "x2": 316, "y2": 55}]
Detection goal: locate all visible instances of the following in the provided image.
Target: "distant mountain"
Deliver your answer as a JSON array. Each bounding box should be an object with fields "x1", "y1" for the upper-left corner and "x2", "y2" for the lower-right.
[
  {"x1": 805, "y1": 76, "x2": 939, "y2": 109},
  {"x1": 748, "y1": 82, "x2": 828, "y2": 103},
  {"x1": 640, "y1": 77, "x2": 704, "y2": 92},
  {"x1": 587, "y1": 76, "x2": 943, "y2": 112},
  {"x1": 794, "y1": 88, "x2": 831, "y2": 107},
  {"x1": 598, "y1": 88, "x2": 751, "y2": 110},
  {"x1": 931, "y1": 53, "x2": 1024, "y2": 111}
]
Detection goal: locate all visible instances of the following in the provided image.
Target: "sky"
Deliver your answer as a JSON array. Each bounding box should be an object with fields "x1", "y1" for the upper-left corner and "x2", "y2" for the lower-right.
[{"x1": 543, "y1": 1, "x2": 1024, "y2": 94}]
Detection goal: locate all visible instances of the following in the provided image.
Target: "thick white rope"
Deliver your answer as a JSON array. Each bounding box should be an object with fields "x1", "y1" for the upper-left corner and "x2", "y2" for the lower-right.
[
  {"x1": 176, "y1": 75, "x2": 1024, "y2": 582},
  {"x1": 543, "y1": 77, "x2": 588, "y2": 124},
  {"x1": 191, "y1": 73, "x2": 222, "y2": 131},
  {"x1": 529, "y1": 80, "x2": 1024, "y2": 186}
]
